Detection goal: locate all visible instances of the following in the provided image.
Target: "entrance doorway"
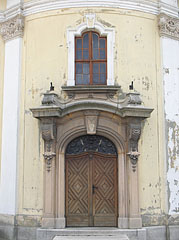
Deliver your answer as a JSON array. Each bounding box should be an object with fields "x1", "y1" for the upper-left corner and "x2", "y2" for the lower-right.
[{"x1": 65, "y1": 135, "x2": 118, "y2": 227}]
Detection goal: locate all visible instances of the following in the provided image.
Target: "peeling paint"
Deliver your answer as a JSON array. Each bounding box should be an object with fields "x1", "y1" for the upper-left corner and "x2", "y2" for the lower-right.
[{"x1": 162, "y1": 37, "x2": 179, "y2": 216}]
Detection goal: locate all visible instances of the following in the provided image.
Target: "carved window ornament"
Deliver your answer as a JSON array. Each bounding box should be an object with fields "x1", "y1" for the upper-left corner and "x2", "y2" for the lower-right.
[
  {"x1": 66, "y1": 135, "x2": 117, "y2": 155},
  {"x1": 67, "y1": 13, "x2": 115, "y2": 86}
]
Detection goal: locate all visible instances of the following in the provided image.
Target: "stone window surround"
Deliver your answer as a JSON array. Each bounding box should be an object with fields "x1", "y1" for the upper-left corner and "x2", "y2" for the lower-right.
[{"x1": 67, "y1": 14, "x2": 115, "y2": 86}]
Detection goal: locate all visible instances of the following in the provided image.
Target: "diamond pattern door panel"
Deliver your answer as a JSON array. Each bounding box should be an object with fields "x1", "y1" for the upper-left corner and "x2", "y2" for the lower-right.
[
  {"x1": 93, "y1": 153, "x2": 118, "y2": 226},
  {"x1": 66, "y1": 153, "x2": 90, "y2": 226},
  {"x1": 66, "y1": 136, "x2": 118, "y2": 227}
]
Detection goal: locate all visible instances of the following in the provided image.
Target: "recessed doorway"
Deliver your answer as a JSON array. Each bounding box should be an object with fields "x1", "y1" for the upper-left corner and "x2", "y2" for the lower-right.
[{"x1": 65, "y1": 135, "x2": 118, "y2": 227}]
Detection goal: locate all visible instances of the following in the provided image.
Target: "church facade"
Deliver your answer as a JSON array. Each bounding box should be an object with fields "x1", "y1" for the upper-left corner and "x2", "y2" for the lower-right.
[{"x1": 0, "y1": 0, "x2": 178, "y2": 239}]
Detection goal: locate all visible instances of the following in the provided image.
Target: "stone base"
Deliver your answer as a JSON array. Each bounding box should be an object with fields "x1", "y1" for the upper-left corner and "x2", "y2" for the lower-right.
[
  {"x1": 53, "y1": 236, "x2": 128, "y2": 240},
  {"x1": 55, "y1": 218, "x2": 66, "y2": 228},
  {"x1": 118, "y1": 218, "x2": 129, "y2": 228},
  {"x1": 0, "y1": 225, "x2": 179, "y2": 240},
  {"x1": 128, "y1": 218, "x2": 142, "y2": 229},
  {"x1": 42, "y1": 217, "x2": 55, "y2": 228},
  {"x1": 169, "y1": 226, "x2": 179, "y2": 240}
]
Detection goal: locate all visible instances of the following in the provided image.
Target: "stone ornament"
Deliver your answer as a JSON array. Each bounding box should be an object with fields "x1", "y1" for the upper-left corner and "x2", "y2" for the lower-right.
[
  {"x1": 41, "y1": 121, "x2": 56, "y2": 172},
  {"x1": 86, "y1": 116, "x2": 98, "y2": 134},
  {"x1": 41, "y1": 123, "x2": 55, "y2": 142},
  {"x1": 127, "y1": 92, "x2": 142, "y2": 105},
  {"x1": 0, "y1": 14, "x2": 24, "y2": 41},
  {"x1": 127, "y1": 151, "x2": 140, "y2": 172},
  {"x1": 43, "y1": 152, "x2": 56, "y2": 172},
  {"x1": 159, "y1": 14, "x2": 179, "y2": 40},
  {"x1": 128, "y1": 123, "x2": 141, "y2": 172},
  {"x1": 84, "y1": 111, "x2": 99, "y2": 135}
]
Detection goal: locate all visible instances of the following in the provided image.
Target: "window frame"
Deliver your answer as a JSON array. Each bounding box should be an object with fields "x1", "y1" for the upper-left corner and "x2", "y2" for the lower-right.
[{"x1": 75, "y1": 31, "x2": 107, "y2": 85}]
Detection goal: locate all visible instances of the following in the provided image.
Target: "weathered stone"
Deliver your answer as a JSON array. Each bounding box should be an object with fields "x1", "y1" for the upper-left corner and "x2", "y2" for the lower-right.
[{"x1": 145, "y1": 226, "x2": 166, "y2": 240}]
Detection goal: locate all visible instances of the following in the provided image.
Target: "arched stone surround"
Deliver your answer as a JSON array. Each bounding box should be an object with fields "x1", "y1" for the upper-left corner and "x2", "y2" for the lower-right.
[{"x1": 31, "y1": 87, "x2": 153, "y2": 229}]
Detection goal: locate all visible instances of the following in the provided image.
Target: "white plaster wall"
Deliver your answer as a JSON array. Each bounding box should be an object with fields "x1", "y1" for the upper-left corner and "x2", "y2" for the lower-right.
[
  {"x1": 7, "y1": 0, "x2": 21, "y2": 8},
  {"x1": 161, "y1": 0, "x2": 178, "y2": 7},
  {"x1": 162, "y1": 37, "x2": 179, "y2": 214},
  {"x1": 0, "y1": 38, "x2": 22, "y2": 215}
]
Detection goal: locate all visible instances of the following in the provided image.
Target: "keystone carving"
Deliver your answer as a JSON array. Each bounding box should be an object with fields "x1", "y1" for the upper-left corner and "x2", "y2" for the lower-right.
[
  {"x1": 41, "y1": 121, "x2": 56, "y2": 172},
  {"x1": 84, "y1": 111, "x2": 99, "y2": 135},
  {"x1": 159, "y1": 14, "x2": 179, "y2": 40},
  {"x1": 127, "y1": 123, "x2": 141, "y2": 172},
  {"x1": 0, "y1": 15, "x2": 24, "y2": 41}
]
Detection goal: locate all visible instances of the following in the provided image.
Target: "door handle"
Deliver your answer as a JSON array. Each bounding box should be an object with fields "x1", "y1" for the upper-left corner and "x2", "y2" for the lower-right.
[{"x1": 92, "y1": 185, "x2": 98, "y2": 194}]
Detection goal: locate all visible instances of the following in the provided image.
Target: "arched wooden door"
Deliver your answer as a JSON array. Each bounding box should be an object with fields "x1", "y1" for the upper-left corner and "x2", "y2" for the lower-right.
[{"x1": 65, "y1": 135, "x2": 118, "y2": 227}]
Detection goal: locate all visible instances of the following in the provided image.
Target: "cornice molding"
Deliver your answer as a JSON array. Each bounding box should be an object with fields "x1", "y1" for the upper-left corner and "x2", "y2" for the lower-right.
[
  {"x1": 0, "y1": 0, "x2": 178, "y2": 23},
  {"x1": 159, "y1": 14, "x2": 179, "y2": 40},
  {"x1": 0, "y1": 14, "x2": 24, "y2": 41},
  {"x1": 0, "y1": 1, "x2": 178, "y2": 42}
]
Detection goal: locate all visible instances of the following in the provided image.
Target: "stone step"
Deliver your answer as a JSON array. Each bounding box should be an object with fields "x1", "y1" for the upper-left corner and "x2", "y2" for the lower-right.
[
  {"x1": 37, "y1": 228, "x2": 146, "y2": 240},
  {"x1": 53, "y1": 236, "x2": 129, "y2": 240},
  {"x1": 38, "y1": 228, "x2": 129, "y2": 236}
]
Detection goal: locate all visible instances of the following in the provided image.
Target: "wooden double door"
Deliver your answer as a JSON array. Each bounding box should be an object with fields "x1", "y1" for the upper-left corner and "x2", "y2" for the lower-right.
[{"x1": 66, "y1": 152, "x2": 118, "y2": 227}]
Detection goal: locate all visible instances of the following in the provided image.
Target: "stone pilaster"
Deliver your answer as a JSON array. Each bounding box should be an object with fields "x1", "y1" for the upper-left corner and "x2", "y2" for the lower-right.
[
  {"x1": 41, "y1": 119, "x2": 57, "y2": 228},
  {"x1": 127, "y1": 121, "x2": 142, "y2": 228}
]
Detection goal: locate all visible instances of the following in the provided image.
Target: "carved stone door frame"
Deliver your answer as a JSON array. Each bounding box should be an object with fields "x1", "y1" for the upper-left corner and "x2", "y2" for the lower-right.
[{"x1": 31, "y1": 87, "x2": 153, "y2": 229}]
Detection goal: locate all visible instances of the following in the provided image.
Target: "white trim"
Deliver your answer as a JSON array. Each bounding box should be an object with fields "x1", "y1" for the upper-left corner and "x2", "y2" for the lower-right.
[
  {"x1": 22, "y1": 0, "x2": 178, "y2": 18},
  {"x1": 0, "y1": 0, "x2": 178, "y2": 23},
  {"x1": 0, "y1": 38, "x2": 22, "y2": 215},
  {"x1": 67, "y1": 14, "x2": 115, "y2": 86}
]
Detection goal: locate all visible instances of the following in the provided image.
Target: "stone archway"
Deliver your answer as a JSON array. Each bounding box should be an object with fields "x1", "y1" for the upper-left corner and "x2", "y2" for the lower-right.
[{"x1": 31, "y1": 86, "x2": 153, "y2": 229}]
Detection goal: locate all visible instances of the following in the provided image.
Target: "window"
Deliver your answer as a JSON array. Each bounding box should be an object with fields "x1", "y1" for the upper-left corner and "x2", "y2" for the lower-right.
[{"x1": 75, "y1": 32, "x2": 107, "y2": 85}]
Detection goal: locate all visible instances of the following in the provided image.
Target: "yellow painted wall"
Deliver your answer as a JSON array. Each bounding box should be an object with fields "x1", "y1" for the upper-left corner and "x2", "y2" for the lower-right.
[
  {"x1": 0, "y1": 0, "x2": 6, "y2": 10},
  {"x1": 0, "y1": 36, "x2": 5, "y2": 178},
  {"x1": 18, "y1": 8, "x2": 166, "y2": 223}
]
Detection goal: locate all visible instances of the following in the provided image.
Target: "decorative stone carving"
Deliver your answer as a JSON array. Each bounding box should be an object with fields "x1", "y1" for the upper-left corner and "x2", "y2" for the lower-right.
[
  {"x1": 41, "y1": 121, "x2": 56, "y2": 172},
  {"x1": 0, "y1": 15, "x2": 24, "y2": 41},
  {"x1": 127, "y1": 92, "x2": 142, "y2": 105},
  {"x1": 43, "y1": 152, "x2": 56, "y2": 172},
  {"x1": 127, "y1": 123, "x2": 141, "y2": 172},
  {"x1": 42, "y1": 92, "x2": 59, "y2": 105},
  {"x1": 84, "y1": 111, "x2": 99, "y2": 135},
  {"x1": 41, "y1": 123, "x2": 55, "y2": 142},
  {"x1": 86, "y1": 13, "x2": 96, "y2": 28},
  {"x1": 159, "y1": 14, "x2": 179, "y2": 40}
]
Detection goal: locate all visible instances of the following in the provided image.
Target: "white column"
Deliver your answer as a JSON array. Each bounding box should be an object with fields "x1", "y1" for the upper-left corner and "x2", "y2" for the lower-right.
[
  {"x1": 0, "y1": 14, "x2": 24, "y2": 216},
  {"x1": 161, "y1": 37, "x2": 179, "y2": 215},
  {"x1": 0, "y1": 38, "x2": 22, "y2": 215}
]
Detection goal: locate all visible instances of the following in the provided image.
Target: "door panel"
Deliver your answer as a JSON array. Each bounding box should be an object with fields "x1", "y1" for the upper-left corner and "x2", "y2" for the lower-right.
[
  {"x1": 93, "y1": 153, "x2": 117, "y2": 226},
  {"x1": 66, "y1": 152, "x2": 117, "y2": 227},
  {"x1": 66, "y1": 154, "x2": 90, "y2": 226}
]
